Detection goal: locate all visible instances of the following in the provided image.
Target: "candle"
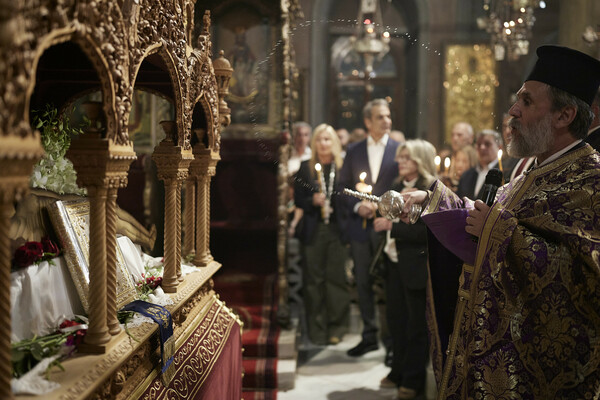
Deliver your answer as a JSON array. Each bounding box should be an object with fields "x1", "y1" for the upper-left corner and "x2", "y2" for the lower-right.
[
  {"x1": 434, "y1": 155, "x2": 441, "y2": 173},
  {"x1": 497, "y1": 149, "x2": 504, "y2": 173},
  {"x1": 359, "y1": 171, "x2": 367, "y2": 184},
  {"x1": 444, "y1": 157, "x2": 451, "y2": 170},
  {"x1": 315, "y1": 163, "x2": 322, "y2": 190}
]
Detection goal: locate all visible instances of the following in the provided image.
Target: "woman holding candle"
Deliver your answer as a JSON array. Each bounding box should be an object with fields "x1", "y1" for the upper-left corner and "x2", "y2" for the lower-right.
[
  {"x1": 294, "y1": 123, "x2": 350, "y2": 345},
  {"x1": 372, "y1": 139, "x2": 437, "y2": 399}
]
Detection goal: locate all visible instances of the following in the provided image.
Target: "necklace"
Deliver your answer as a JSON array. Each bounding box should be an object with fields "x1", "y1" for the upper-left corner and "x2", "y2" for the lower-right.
[{"x1": 317, "y1": 163, "x2": 335, "y2": 224}]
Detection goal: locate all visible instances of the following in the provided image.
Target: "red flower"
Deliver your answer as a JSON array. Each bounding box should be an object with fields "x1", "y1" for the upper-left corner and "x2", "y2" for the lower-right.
[
  {"x1": 41, "y1": 236, "x2": 60, "y2": 256},
  {"x1": 13, "y1": 242, "x2": 44, "y2": 268},
  {"x1": 59, "y1": 319, "x2": 87, "y2": 347}
]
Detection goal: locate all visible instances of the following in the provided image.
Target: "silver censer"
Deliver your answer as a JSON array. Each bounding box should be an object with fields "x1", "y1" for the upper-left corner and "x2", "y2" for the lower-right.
[{"x1": 343, "y1": 188, "x2": 422, "y2": 224}]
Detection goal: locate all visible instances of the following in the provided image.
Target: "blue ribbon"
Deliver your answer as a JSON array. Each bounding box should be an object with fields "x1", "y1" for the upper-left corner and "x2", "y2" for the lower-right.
[{"x1": 121, "y1": 300, "x2": 175, "y2": 383}]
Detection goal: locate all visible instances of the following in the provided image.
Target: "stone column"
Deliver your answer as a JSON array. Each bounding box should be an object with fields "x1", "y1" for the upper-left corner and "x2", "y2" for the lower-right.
[{"x1": 0, "y1": 136, "x2": 42, "y2": 400}]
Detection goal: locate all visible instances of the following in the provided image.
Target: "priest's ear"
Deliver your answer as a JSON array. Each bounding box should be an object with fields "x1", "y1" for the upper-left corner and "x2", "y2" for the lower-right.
[{"x1": 553, "y1": 104, "x2": 577, "y2": 130}]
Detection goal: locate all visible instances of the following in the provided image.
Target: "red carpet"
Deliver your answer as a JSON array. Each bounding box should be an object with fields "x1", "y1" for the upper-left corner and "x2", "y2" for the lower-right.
[{"x1": 214, "y1": 272, "x2": 280, "y2": 398}]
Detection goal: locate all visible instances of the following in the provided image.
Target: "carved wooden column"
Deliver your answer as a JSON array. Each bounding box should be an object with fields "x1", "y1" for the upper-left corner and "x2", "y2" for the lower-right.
[
  {"x1": 0, "y1": 201, "x2": 13, "y2": 400},
  {"x1": 183, "y1": 177, "x2": 196, "y2": 257},
  {"x1": 152, "y1": 121, "x2": 192, "y2": 292},
  {"x1": 85, "y1": 185, "x2": 112, "y2": 349},
  {"x1": 0, "y1": 137, "x2": 43, "y2": 400},
  {"x1": 104, "y1": 152, "x2": 136, "y2": 336},
  {"x1": 106, "y1": 186, "x2": 120, "y2": 335},
  {"x1": 68, "y1": 101, "x2": 136, "y2": 350},
  {"x1": 176, "y1": 179, "x2": 183, "y2": 281},
  {"x1": 191, "y1": 149, "x2": 218, "y2": 267},
  {"x1": 68, "y1": 134, "x2": 111, "y2": 352}
]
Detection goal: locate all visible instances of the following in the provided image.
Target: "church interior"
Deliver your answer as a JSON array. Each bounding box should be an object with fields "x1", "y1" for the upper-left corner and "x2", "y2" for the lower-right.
[{"x1": 2, "y1": 0, "x2": 599, "y2": 399}]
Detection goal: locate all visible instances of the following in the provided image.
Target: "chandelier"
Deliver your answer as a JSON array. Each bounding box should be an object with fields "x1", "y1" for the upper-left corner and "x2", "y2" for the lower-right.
[
  {"x1": 477, "y1": 0, "x2": 546, "y2": 61},
  {"x1": 350, "y1": 0, "x2": 390, "y2": 75}
]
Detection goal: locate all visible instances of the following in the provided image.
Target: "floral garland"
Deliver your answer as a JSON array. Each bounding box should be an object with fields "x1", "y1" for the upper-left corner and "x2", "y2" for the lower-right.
[{"x1": 30, "y1": 105, "x2": 86, "y2": 196}]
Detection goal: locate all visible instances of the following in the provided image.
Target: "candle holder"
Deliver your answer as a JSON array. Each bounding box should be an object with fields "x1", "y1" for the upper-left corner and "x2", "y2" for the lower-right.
[{"x1": 343, "y1": 188, "x2": 422, "y2": 224}]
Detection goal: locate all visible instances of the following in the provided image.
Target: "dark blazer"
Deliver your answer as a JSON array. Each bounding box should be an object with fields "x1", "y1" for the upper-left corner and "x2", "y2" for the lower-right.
[
  {"x1": 388, "y1": 177, "x2": 430, "y2": 289},
  {"x1": 456, "y1": 161, "x2": 499, "y2": 200},
  {"x1": 338, "y1": 137, "x2": 399, "y2": 242},
  {"x1": 585, "y1": 126, "x2": 600, "y2": 152},
  {"x1": 294, "y1": 160, "x2": 343, "y2": 244}
]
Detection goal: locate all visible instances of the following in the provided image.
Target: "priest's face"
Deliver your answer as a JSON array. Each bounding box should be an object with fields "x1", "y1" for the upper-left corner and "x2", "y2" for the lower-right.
[{"x1": 507, "y1": 81, "x2": 554, "y2": 158}]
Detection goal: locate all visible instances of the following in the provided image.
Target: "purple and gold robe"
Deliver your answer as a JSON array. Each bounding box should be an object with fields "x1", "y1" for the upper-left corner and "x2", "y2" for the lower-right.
[{"x1": 423, "y1": 144, "x2": 600, "y2": 399}]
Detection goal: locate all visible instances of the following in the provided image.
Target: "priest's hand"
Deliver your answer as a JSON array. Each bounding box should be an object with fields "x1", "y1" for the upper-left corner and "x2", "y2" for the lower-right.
[
  {"x1": 399, "y1": 190, "x2": 429, "y2": 224},
  {"x1": 465, "y1": 200, "x2": 490, "y2": 238}
]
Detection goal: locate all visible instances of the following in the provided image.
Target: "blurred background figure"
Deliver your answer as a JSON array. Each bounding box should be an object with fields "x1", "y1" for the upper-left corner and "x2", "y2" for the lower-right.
[
  {"x1": 288, "y1": 122, "x2": 313, "y2": 176},
  {"x1": 389, "y1": 130, "x2": 406, "y2": 145},
  {"x1": 500, "y1": 113, "x2": 519, "y2": 183},
  {"x1": 336, "y1": 127, "x2": 350, "y2": 158},
  {"x1": 442, "y1": 144, "x2": 477, "y2": 192},
  {"x1": 294, "y1": 123, "x2": 350, "y2": 346},
  {"x1": 349, "y1": 127, "x2": 367, "y2": 144},
  {"x1": 288, "y1": 122, "x2": 313, "y2": 238},
  {"x1": 441, "y1": 121, "x2": 474, "y2": 181},
  {"x1": 585, "y1": 88, "x2": 600, "y2": 152},
  {"x1": 373, "y1": 139, "x2": 437, "y2": 400},
  {"x1": 456, "y1": 129, "x2": 501, "y2": 200},
  {"x1": 450, "y1": 122, "x2": 474, "y2": 153}
]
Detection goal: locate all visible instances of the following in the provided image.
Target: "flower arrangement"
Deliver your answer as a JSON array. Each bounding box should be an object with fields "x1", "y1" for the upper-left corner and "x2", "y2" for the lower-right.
[
  {"x1": 11, "y1": 317, "x2": 87, "y2": 379},
  {"x1": 136, "y1": 272, "x2": 163, "y2": 301},
  {"x1": 12, "y1": 236, "x2": 60, "y2": 270},
  {"x1": 30, "y1": 105, "x2": 86, "y2": 195}
]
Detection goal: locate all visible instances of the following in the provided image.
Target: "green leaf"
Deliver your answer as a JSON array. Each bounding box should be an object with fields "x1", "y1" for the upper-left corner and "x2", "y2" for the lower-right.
[
  {"x1": 30, "y1": 343, "x2": 44, "y2": 360},
  {"x1": 11, "y1": 347, "x2": 25, "y2": 362}
]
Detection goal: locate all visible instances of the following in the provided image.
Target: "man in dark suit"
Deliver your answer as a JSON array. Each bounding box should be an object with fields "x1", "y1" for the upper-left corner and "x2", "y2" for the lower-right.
[
  {"x1": 338, "y1": 98, "x2": 399, "y2": 357},
  {"x1": 456, "y1": 129, "x2": 501, "y2": 200},
  {"x1": 585, "y1": 88, "x2": 600, "y2": 152}
]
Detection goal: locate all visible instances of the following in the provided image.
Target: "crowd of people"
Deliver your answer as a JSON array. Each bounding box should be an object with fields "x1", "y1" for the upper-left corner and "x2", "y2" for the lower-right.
[{"x1": 286, "y1": 44, "x2": 600, "y2": 399}]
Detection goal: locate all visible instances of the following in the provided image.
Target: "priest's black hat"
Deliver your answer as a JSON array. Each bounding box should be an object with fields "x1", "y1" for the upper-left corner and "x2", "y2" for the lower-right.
[{"x1": 526, "y1": 45, "x2": 600, "y2": 105}]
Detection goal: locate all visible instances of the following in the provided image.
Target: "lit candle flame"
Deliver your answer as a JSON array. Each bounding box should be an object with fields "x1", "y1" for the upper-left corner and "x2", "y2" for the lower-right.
[
  {"x1": 315, "y1": 163, "x2": 322, "y2": 172},
  {"x1": 497, "y1": 150, "x2": 504, "y2": 173},
  {"x1": 359, "y1": 171, "x2": 367, "y2": 183},
  {"x1": 444, "y1": 157, "x2": 451, "y2": 169},
  {"x1": 434, "y1": 155, "x2": 441, "y2": 166}
]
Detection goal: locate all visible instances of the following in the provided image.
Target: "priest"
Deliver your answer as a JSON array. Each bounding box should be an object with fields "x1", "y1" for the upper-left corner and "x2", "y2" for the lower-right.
[{"x1": 400, "y1": 45, "x2": 600, "y2": 399}]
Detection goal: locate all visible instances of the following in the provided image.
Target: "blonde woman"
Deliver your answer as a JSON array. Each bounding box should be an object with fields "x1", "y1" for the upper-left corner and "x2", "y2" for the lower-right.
[
  {"x1": 373, "y1": 139, "x2": 437, "y2": 399},
  {"x1": 294, "y1": 123, "x2": 350, "y2": 345}
]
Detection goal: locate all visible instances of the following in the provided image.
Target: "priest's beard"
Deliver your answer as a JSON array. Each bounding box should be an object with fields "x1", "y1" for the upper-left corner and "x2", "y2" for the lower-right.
[{"x1": 507, "y1": 114, "x2": 553, "y2": 158}]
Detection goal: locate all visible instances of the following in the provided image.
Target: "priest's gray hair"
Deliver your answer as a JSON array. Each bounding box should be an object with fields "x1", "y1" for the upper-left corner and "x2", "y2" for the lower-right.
[{"x1": 547, "y1": 85, "x2": 594, "y2": 139}]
